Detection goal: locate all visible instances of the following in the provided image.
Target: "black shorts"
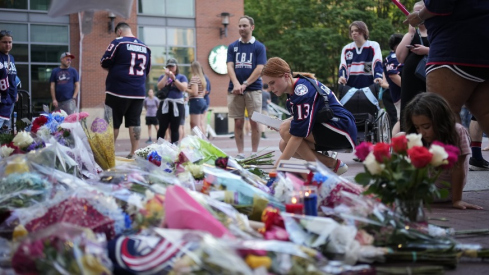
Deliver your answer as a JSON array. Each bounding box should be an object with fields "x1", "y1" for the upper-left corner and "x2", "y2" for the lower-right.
[
  {"x1": 146, "y1": 116, "x2": 158, "y2": 125},
  {"x1": 312, "y1": 123, "x2": 354, "y2": 151},
  {"x1": 105, "y1": 94, "x2": 144, "y2": 129}
]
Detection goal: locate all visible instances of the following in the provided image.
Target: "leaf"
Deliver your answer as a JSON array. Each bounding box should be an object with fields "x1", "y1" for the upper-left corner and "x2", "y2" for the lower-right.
[
  {"x1": 438, "y1": 188, "x2": 449, "y2": 199},
  {"x1": 354, "y1": 173, "x2": 371, "y2": 185}
]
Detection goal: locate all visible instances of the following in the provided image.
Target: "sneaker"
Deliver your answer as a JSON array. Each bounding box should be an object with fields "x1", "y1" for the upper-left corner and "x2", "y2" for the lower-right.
[
  {"x1": 261, "y1": 132, "x2": 267, "y2": 139},
  {"x1": 145, "y1": 139, "x2": 152, "y2": 144},
  {"x1": 235, "y1": 153, "x2": 246, "y2": 160},
  {"x1": 469, "y1": 157, "x2": 489, "y2": 171},
  {"x1": 332, "y1": 159, "x2": 348, "y2": 175}
]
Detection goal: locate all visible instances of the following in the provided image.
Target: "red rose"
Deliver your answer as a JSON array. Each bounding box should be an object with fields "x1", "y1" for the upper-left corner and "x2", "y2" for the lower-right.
[
  {"x1": 407, "y1": 146, "x2": 433, "y2": 168},
  {"x1": 355, "y1": 142, "x2": 373, "y2": 161},
  {"x1": 373, "y1": 142, "x2": 391, "y2": 163},
  {"x1": 391, "y1": 135, "x2": 408, "y2": 154}
]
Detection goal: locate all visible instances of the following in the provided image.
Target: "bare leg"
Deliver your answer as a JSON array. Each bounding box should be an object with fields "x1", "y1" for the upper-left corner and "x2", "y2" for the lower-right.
[
  {"x1": 154, "y1": 124, "x2": 159, "y2": 140},
  {"x1": 190, "y1": 114, "x2": 202, "y2": 130},
  {"x1": 470, "y1": 120, "x2": 483, "y2": 144},
  {"x1": 250, "y1": 119, "x2": 261, "y2": 153},
  {"x1": 279, "y1": 120, "x2": 336, "y2": 167},
  {"x1": 426, "y1": 68, "x2": 478, "y2": 122},
  {"x1": 114, "y1": 128, "x2": 119, "y2": 142},
  {"x1": 179, "y1": 125, "x2": 184, "y2": 143},
  {"x1": 234, "y1": 118, "x2": 245, "y2": 155},
  {"x1": 392, "y1": 121, "x2": 400, "y2": 136},
  {"x1": 465, "y1": 81, "x2": 489, "y2": 141},
  {"x1": 128, "y1": 126, "x2": 141, "y2": 156},
  {"x1": 147, "y1": 125, "x2": 152, "y2": 140}
]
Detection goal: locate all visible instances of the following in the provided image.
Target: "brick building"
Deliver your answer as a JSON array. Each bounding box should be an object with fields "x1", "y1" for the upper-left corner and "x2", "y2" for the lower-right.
[{"x1": 0, "y1": 0, "x2": 244, "y2": 126}]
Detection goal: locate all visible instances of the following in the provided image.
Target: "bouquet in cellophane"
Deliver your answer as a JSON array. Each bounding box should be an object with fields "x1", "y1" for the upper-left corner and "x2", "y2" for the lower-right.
[{"x1": 80, "y1": 104, "x2": 115, "y2": 170}]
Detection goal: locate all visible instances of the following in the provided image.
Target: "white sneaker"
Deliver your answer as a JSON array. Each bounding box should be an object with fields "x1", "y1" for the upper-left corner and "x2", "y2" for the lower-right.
[
  {"x1": 235, "y1": 153, "x2": 246, "y2": 160},
  {"x1": 333, "y1": 159, "x2": 348, "y2": 175}
]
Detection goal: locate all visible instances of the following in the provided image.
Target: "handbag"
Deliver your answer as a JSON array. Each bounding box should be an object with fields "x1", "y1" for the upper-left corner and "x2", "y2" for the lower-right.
[
  {"x1": 156, "y1": 84, "x2": 171, "y2": 99},
  {"x1": 414, "y1": 29, "x2": 427, "y2": 82}
]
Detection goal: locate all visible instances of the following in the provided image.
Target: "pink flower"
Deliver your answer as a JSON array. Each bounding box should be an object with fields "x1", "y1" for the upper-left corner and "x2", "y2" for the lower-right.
[
  {"x1": 407, "y1": 146, "x2": 433, "y2": 168},
  {"x1": 355, "y1": 142, "x2": 373, "y2": 161},
  {"x1": 432, "y1": 141, "x2": 460, "y2": 169},
  {"x1": 64, "y1": 112, "x2": 90, "y2": 123},
  {"x1": 391, "y1": 135, "x2": 408, "y2": 154},
  {"x1": 373, "y1": 142, "x2": 391, "y2": 163},
  {"x1": 442, "y1": 145, "x2": 460, "y2": 169}
]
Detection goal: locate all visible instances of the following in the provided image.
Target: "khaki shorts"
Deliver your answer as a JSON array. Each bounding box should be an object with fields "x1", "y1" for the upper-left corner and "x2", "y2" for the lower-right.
[{"x1": 227, "y1": 90, "x2": 262, "y2": 119}]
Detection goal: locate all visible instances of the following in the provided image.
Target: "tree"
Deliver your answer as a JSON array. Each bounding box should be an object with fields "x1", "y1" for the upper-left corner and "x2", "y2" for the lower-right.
[{"x1": 245, "y1": 0, "x2": 418, "y2": 91}]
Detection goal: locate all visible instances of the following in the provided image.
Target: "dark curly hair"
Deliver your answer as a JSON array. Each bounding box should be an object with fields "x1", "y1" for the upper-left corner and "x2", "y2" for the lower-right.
[{"x1": 404, "y1": 92, "x2": 459, "y2": 147}]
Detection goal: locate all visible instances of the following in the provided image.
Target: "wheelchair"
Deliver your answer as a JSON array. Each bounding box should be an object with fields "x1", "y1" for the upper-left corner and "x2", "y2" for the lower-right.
[{"x1": 337, "y1": 83, "x2": 391, "y2": 145}]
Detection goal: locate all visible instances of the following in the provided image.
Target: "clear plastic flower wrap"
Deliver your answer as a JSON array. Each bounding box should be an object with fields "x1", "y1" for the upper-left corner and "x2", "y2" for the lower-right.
[
  {"x1": 25, "y1": 137, "x2": 80, "y2": 177},
  {"x1": 135, "y1": 138, "x2": 179, "y2": 172},
  {"x1": 203, "y1": 166, "x2": 285, "y2": 212},
  {"x1": 11, "y1": 223, "x2": 112, "y2": 275},
  {"x1": 12, "y1": 186, "x2": 127, "y2": 240},
  {"x1": 59, "y1": 120, "x2": 102, "y2": 178},
  {"x1": 0, "y1": 171, "x2": 52, "y2": 210},
  {"x1": 179, "y1": 135, "x2": 227, "y2": 164},
  {"x1": 80, "y1": 104, "x2": 115, "y2": 170},
  {"x1": 107, "y1": 228, "x2": 253, "y2": 275}
]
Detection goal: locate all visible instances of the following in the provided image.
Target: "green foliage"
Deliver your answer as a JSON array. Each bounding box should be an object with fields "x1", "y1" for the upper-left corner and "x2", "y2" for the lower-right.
[{"x1": 245, "y1": 0, "x2": 420, "y2": 91}]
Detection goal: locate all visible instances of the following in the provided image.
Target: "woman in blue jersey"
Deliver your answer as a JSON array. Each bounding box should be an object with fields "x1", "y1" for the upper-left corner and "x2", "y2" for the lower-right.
[{"x1": 261, "y1": 57, "x2": 357, "y2": 175}]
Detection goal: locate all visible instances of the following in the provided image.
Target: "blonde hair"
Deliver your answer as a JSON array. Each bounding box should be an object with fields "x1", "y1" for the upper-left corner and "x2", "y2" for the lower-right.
[
  {"x1": 261, "y1": 57, "x2": 315, "y2": 79},
  {"x1": 190, "y1": 61, "x2": 207, "y2": 89}
]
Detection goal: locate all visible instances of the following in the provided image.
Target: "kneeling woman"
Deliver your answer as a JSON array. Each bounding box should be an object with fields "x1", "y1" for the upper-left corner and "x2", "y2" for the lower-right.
[{"x1": 261, "y1": 57, "x2": 357, "y2": 175}]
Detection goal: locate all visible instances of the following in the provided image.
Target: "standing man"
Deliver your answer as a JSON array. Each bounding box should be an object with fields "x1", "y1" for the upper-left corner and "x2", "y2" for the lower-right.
[
  {"x1": 50, "y1": 52, "x2": 79, "y2": 114},
  {"x1": 101, "y1": 22, "x2": 151, "y2": 159},
  {"x1": 227, "y1": 15, "x2": 267, "y2": 159},
  {"x1": 0, "y1": 30, "x2": 17, "y2": 133},
  {"x1": 338, "y1": 21, "x2": 383, "y2": 88}
]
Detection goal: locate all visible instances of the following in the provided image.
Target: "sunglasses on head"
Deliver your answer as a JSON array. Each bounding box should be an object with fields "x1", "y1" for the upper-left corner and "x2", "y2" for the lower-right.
[{"x1": 0, "y1": 30, "x2": 12, "y2": 36}]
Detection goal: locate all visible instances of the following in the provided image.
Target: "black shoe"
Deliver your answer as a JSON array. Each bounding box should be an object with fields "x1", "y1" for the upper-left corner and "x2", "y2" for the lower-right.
[
  {"x1": 469, "y1": 157, "x2": 489, "y2": 171},
  {"x1": 261, "y1": 133, "x2": 267, "y2": 139}
]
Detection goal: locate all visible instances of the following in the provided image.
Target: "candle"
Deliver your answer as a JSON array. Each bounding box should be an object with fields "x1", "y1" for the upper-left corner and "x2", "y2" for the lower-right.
[
  {"x1": 302, "y1": 185, "x2": 318, "y2": 216},
  {"x1": 285, "y1": 196, "x2": 304, "y2": 215},
  {"x1": 391, "y1": 0, "x2": 410, "y2": 16},
  {"x1": 303, "y1": 191, "x2": 318, "y2": 216}
]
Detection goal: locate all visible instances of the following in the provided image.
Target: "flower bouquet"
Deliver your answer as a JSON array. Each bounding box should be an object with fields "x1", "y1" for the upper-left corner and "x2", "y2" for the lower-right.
[
  {"x1": 80, "y1": 105, "x2": 115, "y2": 170},
  {"x1": 354, "y1": 134, "x2": 458, "y2": 222},
  {"x1": 11, "y1": 223, "x2": 112, "y2": 275},
  {"x1": 0, "y1": 131, "x2": 46, "y2": 158}
]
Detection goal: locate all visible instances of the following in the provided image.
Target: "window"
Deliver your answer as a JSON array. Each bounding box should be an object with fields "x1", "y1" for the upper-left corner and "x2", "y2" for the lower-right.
[
  {"x1": 138, "y1": 0, "x2": 194, "y2": 17},
  {"x1": 0, "y1": 0, "x2": 49, "y2": 10},
  {"x1": 139, "y1": 26, "x2": 195, "y2": 90},
  {"x1": 0, "y1": 22, "x2": 69, "y2": 114}
]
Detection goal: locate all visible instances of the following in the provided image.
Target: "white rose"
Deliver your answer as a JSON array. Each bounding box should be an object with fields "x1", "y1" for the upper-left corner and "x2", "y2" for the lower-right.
[
  {"x1": 12, "y1": 131, "x2": 34, "y2": 148},
  {"x1": 0, "y1": 145, "x2": 14, "y2": 158},
  {"x1": 406, "y1": 133, "x2": 423, "y2": 149},
  {"x1": 363, "y1": 152, "x2": 385, "y2": 175},
  {"x1": 429, "y1": 144, "x2": 448, "y2": 167}
]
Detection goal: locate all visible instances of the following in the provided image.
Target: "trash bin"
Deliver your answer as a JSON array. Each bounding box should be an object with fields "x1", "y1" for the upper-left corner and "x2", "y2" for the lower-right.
[{"x1": 214, "y1": 112, "x2": 228, "y2": 135}]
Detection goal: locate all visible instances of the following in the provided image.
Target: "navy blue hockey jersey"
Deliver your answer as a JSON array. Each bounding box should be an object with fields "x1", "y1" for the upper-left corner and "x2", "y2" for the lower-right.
[
  {"x1": 339, "y1": 41, "x2": 383, "y2": 89},
  {"x1": 286, "y1": 78, "x2": 357, "y2": 145},
  {"x1": 101, "y1": 36, "x2": 151, "y2": 99}
]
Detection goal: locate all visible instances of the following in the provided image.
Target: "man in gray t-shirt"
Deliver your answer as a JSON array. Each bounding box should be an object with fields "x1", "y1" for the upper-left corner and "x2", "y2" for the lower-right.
[{"x1": 143, "y1": 89, "x2": 160, "y2": 143}]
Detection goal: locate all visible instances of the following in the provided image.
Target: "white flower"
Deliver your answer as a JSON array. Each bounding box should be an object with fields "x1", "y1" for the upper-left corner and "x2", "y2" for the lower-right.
[
  {"x1": 429, "y1": 144, "x2": 449, "y2": 167},
  {"x1": 406, "y1": 133, "x2": 423, "y2": 149},
  {"x1": 186, "y1": 163, "x2": 204, "y2": 179},
  {"x1": 0, "y1": 145, "x2": 14, "y2": 158},
  {"x1": 12, "y1": 131, "x2": 34, "y2": 148},
  {"x1": 363, "y1": 152, "x2": 385, "y2": 175}
]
